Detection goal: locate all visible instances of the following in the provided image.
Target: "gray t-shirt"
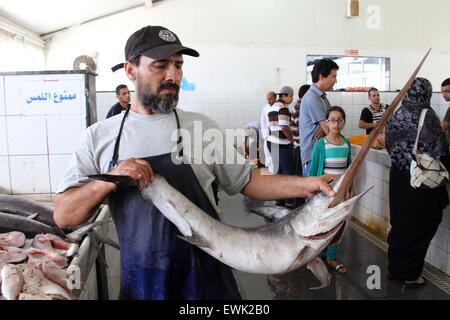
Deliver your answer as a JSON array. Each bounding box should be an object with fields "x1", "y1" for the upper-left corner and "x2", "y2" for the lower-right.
[{"x1": 58, "y1": 108, "x2": 256, "y2": 212}]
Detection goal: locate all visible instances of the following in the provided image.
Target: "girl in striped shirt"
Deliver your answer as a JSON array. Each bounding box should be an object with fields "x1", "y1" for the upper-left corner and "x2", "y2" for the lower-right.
[{"x1": 309, "y1": 106, "x2": 351, "y2": 274}]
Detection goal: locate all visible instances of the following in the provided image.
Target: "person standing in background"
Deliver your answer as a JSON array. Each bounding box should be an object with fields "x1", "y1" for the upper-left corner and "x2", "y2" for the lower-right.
[
  {"x1": 300, "y1": 59, "x2": 339, "y2": 176},
  {"x1": 439, "y1": 78, "x2": 450, "y2": 144},
  {"x1": 260, "y1": 91, "x2": 276, "y2": 172},
  {"x1": 267, "y1": 86, "x2": 295, "y2": 208},
  {"x1": 290, "y1": 84, "x2": 310, "y2": 207},
  {"x1": 106, "y1": 84, "x2": 131, "y2": 118},
  {"x1": 309, "y1": 106, "x2": 352, "y2": 273},
  {"x1": 385, "y1": 78, "x2": 449, "y2": 288},
  {"x1": 359, "y1": 87, "x2": 388, "y2": 135}
]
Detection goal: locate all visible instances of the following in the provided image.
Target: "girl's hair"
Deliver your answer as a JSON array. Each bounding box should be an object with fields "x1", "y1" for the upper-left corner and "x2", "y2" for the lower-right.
[{"x1": 326, "y1": 106, "x2": 346, "y2": 121}]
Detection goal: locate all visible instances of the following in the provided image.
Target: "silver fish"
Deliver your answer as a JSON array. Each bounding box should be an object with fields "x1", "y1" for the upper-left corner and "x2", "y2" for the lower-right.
[
  {"x1": 247, "y1": 205, "x2": 333, "y2": 289},
  {"x1": 90, "y1": 173, "x2": 368, "y2": 275},
  {"x1": 1, "y1": 264, "x2": 24, "y2": 300}
]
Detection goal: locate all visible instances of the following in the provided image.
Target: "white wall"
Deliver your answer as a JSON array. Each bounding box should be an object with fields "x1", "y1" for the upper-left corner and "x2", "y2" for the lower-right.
[{"x1": 45, "y1": 0, "x2": 450, "y2": 94}]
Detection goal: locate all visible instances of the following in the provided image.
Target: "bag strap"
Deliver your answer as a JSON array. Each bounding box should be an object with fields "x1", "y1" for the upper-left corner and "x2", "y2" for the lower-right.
[{"x1": 413, "y1": 108, "x2": 428, "y2": 155}]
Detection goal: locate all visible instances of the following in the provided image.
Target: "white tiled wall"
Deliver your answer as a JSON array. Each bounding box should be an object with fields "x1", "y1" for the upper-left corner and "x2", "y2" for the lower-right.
[
  {"x1": 0, "y1": 116, "x2": 7, "y2": 155},
  {"x1": 353, "y1": 157, "x2": 391, "y2": 237},
  {"x1": 96, "y1": 92, "x2": 118, "y2": 120},
  {"x1": 96, "y1": 91, "x2": 267, "y2": 131},
  {"x1": 0, "y1": 156, "x2": 11, "y2": 194},
  {"x1": 49, "y1": 154, "x2": 73, "y2": 193},
  {"x1": 47, "y1": 117, "x2": 86, "y2": 154},
  {"x1": 96, "y1": 91, "x2": 450, "y2": 140},
  {"x1": 7, "y1": 116, "x2": 48, "y2": 155},
  {"x1": 0, "y1": 76, "x2": 4, "y2": 116},
  {"x1": 0, "y1": 74, "x2": 90, "y2": 196},
  {"x1": 9, "y1": 155, "x2": 51, "y2": 194}
]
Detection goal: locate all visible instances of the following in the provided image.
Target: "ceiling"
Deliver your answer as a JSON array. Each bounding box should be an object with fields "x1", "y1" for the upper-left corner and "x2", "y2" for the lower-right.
[{"x1": 0, "y1": 0, "x2": 151, "y2": 36}]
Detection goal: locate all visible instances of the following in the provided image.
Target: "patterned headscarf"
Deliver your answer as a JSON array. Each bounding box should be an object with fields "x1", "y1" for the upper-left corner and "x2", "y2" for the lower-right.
[
  {"x1": 385, "y1": 78, "x2": 448, "y2": 171},
  {"x1": 402, "y1": 77, "x2": 433, "y2": 108}
]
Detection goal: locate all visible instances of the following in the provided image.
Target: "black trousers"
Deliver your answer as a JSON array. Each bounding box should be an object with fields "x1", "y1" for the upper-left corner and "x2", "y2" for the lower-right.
[{"x1": 387, "y1": 167, "x2": 448, "y2": 280}]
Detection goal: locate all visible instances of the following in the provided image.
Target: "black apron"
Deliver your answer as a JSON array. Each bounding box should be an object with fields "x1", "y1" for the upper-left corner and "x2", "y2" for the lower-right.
[{"x1": 107, "y1": 108, "x2": 241, "y2": 300}]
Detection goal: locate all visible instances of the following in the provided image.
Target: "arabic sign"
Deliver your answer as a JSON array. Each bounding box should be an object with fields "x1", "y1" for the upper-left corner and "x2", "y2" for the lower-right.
[
  {"x1": 26, "y1": 91, "x2": 77, "y2": 104},
  {"x1": 5, "y1": 74, "x2": 85, "y2": 116}
]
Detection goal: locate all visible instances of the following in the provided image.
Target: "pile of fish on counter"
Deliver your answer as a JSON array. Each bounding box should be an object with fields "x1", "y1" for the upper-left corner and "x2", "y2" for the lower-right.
[{"x1": 0, "y1": 194, "x2": 116, "y2": 300}]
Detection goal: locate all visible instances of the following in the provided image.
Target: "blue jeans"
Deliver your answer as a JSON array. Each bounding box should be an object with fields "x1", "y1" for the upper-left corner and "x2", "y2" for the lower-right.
[
  {"x1": 267, "y1": 142, "x2": 295, "y2": 176},
  {"x1": 267, "y1": 141, "x2": 295, "y2": 206}
]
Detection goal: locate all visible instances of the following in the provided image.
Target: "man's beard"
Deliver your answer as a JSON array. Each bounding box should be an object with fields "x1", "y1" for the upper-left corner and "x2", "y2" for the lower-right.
[{"x1": 137, "y1": 79, "x2": 180, "y2": 114}]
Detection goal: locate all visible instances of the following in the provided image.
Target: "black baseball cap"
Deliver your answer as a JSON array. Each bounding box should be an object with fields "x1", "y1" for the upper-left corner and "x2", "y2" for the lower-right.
[{"x1": 111, "y1": 25, "x2": 199, "y2": 72}]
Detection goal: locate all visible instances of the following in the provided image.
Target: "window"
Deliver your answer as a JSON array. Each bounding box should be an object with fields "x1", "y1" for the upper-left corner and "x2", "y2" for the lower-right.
[{"x1": 306, "y1": 55, "x2": 390, "y2": 91}]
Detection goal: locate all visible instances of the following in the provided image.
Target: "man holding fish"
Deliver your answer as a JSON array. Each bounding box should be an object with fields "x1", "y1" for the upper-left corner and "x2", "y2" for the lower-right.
[{"x1": 54, "y1": 25, "x2": 336, "y2": 300}]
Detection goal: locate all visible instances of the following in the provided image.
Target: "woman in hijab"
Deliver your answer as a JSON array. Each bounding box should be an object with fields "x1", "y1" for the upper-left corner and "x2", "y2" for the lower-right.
[{"x1": 385, "y1": 77, "x2": 449, "y2": 287}]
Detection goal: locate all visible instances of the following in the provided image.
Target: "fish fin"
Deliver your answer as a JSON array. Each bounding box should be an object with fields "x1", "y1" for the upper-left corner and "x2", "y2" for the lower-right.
[
  {"x1": 306, "y1": 258, "x2": 332, "y2": 290},
  {"x1": 177, "y1": 233, "x2": 210, "y2": 249},
  {"x1": 27, "y1": 213, "x2": 39, "y2": 220},
  {"x1": 153, "y1": 199, "x2": 192, "y2": 237}
]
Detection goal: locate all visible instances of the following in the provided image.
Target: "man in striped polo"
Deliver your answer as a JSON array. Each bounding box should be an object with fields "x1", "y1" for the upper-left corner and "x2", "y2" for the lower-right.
[
  {"x1": 359, "y1": 87, "x2": 388, "y2": 135},
  {"x1": 267, "y1": 85, "x2": 295, "y2": 208}
]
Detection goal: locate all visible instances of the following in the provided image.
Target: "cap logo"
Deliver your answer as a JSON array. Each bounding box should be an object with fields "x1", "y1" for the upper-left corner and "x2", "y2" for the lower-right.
[{"x1": 159, "y1": 30, "x2": 177, "y2": 42}]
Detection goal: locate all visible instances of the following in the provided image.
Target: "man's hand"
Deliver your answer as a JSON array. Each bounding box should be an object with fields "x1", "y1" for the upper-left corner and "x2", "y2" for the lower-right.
[
  {"x1": 108, "y1": 158, "x2": 154, "y2": 189},
  {"x1": 300, "y1": 174, "x2": 336, "y2": 198}
]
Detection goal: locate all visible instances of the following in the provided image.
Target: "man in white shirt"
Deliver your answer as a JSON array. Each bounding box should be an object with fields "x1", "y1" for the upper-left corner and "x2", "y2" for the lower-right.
[{"x1": 260, "y1": 91, "x2": 276, "y2": 172}]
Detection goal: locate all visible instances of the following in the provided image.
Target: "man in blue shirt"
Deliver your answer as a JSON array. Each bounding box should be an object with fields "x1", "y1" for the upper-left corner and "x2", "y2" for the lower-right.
[
  {"x1": 106, "y1": 84, "x2": 131, "y2": 118},
  {"x1": 299, "y1": 59, "x2": 339, "y2": 176}
]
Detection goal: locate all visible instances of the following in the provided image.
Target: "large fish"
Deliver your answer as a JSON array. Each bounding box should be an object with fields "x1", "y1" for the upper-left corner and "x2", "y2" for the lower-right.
[
  {"x1": 0, "y1": 194, "x2": 56, "y2": 227},
  {"x1": 0, "y1": 211, "x2": 67, "y2": 238},
  {"x1": 90, "y1": 172, "x2": 366, "y2": 275},
  {"x1": 88, "y1": 49, "x2": 431, "y2": 276}
]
